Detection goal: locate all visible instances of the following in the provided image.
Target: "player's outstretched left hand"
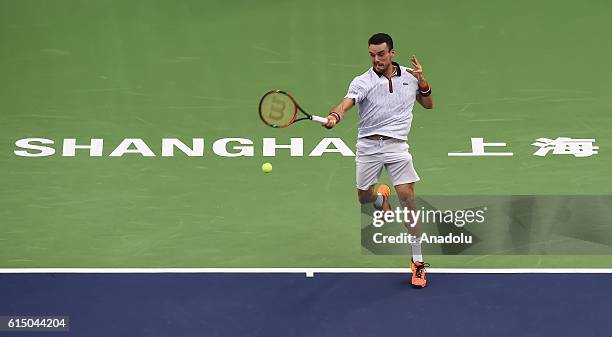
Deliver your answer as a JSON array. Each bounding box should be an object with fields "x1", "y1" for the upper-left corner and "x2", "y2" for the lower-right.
[{"x1": 408, "y1": 54, "x2": 426, "y2": 83}]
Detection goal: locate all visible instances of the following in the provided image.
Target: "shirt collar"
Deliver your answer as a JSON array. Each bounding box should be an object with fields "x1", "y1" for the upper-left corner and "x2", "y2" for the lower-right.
[{"x1": 372, "y1": 61, "x2": 402, "y2": 78}]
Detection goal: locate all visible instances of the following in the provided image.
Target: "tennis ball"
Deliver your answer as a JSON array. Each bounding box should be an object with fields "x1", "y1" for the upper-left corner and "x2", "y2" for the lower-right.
[{"x1": 262, "y1": 162, "x2": 273, "y2": 173}]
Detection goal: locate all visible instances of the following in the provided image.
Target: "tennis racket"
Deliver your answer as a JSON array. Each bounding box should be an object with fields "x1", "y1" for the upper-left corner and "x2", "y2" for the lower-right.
[{"x1": 259, "y1": 90, "x2": 328, "y2": 128}]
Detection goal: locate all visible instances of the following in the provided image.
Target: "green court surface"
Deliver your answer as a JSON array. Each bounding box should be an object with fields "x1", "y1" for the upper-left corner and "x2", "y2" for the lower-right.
[{"x1": 1, "y1": 0, "x2": 611, "y2": 268}]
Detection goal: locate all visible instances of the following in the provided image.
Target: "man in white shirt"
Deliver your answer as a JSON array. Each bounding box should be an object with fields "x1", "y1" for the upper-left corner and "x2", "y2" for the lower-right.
[{"x1": 324, "y1": 33, "x2": 434, "y2": 288}]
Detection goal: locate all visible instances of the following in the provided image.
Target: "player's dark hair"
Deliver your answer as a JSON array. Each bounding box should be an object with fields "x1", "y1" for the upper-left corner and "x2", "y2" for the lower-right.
[{"x1": 368, "y1": 33, "x2": 393, "y2": 50}]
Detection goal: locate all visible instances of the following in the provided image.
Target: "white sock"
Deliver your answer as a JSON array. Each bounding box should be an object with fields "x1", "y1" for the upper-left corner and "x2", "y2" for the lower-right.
[
  {"x1": 411, "y1": 241, "x2": 423, "y2": 262},
  {"x1": 374, "y1": 194, "x2": 384, "y2": 209}
]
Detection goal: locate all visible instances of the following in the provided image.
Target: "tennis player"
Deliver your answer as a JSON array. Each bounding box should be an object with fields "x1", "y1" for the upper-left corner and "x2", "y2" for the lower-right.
[{"x1": 324, "y1": 33, "x2": 433, "y2": 288}]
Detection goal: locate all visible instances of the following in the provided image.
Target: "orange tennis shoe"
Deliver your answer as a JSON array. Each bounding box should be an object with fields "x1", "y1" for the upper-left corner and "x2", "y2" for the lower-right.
[{"x1": 410, "y1": 258, "x2": 430, "y2": 288}]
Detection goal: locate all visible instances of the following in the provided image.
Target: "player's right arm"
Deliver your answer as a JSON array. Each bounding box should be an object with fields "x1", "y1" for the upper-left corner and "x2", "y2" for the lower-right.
[{"x1": 324, "y1": 98, "x2": 354, "y2": 129}]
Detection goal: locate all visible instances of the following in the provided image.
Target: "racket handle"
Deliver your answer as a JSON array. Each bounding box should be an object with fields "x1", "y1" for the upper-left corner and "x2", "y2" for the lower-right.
[{"x1": 311, "y1": 115, "x2": 328, "y2": 124}]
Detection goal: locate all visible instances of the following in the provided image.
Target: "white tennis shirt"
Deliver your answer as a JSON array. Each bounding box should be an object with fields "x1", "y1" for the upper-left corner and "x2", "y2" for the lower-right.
[{"x1": 345, "y1": 61, "x2": 419, "y2": 141}]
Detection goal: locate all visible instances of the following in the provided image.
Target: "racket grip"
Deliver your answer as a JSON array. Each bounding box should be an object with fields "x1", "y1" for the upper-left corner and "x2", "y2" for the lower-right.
[{"x1": 311, "y1": 115, "x2": 329, "y2": 124}]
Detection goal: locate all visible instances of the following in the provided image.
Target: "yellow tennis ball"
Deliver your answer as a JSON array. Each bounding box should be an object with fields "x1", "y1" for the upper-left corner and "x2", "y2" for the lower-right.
[{"x1": 262, "y1": 162, "x2": 273, "y2": 173}]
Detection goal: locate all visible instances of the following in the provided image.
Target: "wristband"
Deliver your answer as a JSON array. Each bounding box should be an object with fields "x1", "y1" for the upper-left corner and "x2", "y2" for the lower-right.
[
  {"x1": 418, "y1": 86, "x2": 431, "y2": 97},
  {"x1": 329, "y1": 112, "x2": 342, "y2": 123}
]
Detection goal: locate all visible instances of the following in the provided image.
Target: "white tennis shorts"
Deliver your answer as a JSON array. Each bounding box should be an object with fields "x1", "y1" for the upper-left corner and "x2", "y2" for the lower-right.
[{"x1": 355, "y1": 137, "x2": 420, "y2": 190}]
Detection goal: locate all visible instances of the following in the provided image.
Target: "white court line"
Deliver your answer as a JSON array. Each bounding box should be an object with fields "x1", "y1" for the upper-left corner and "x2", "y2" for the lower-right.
[{"x1": 1, "y1": 268, "x2": 612, "y2": 275}]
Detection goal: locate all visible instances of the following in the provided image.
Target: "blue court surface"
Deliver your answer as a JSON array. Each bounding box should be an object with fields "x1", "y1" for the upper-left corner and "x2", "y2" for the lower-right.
[{"x1": 1, "y1": 272, "x2": 612, "y2": 337}]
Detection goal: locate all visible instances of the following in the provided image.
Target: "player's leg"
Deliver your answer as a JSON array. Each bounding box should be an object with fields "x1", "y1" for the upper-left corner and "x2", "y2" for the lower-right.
[{"x1": 384, "y1": 141, "x2": 428, "y2": 287}]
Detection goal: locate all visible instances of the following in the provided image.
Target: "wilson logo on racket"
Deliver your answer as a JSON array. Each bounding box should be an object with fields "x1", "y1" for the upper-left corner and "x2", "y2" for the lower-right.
[{"x1": 269, "y1": 95, "x2": 286, "y2": 121}]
